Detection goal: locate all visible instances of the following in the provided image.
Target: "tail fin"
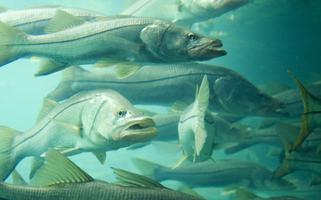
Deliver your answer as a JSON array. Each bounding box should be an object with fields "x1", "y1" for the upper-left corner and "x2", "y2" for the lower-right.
[
  {"x1": 46, "y1": 66, "x2": 87, "y2": 101},
  {"x1": 290, "y1": 75, "x2": 321, "y2": 151},
  {"x1": 131, "y1": 158, "x2": 165, "y2": 179},
  {"x1": 0, "y1": 126, "x2": 20, "y2": 181},
  {"x1": 0, "y1": 21, "x2": 27, "y2": 67}
]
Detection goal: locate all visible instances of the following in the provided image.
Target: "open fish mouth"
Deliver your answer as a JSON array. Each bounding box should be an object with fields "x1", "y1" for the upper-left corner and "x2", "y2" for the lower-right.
[
  {"x1": 120, "y1": 118, "x2": 157, "y2": 141},
  {"x1": 189, "y1": 39, "x2": 227, "y2": 59}
]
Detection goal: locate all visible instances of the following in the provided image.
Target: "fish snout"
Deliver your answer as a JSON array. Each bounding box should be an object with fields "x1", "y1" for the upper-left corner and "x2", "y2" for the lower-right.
[{"x1": 120, "y1": 118, "x2": 157, "y2": 142}]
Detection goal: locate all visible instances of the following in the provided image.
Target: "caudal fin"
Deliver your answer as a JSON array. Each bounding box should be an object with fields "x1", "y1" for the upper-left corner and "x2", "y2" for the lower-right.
[
  {"x1": 131, "y1": 157, "x2": 165, "y2": 180},
  {"x1": 290, "y1": 75, "x2": 321, "y2": 151},
  {"x1": 0, "y1": 21, "x2": 27, "y2": 67},
  {"x1": 0, "y1": 126, "x2": 20, "y2": 181}
]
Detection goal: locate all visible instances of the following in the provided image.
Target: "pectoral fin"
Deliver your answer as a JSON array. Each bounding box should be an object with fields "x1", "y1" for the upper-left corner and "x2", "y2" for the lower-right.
[
  {"x1": 45, "y1": 10, "x2": 85, "y2": 33},
  {"x1": 35, "y1": 59, "x2": 68, "y2": 76},
  {"x1": 92, "y1": 151, "x2": 106, "y2": 164}
]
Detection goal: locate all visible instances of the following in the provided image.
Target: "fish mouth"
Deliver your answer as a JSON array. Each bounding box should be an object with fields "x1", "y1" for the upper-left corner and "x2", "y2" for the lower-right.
[
  {"x1": 188, "y1": 39, "x2": 227, "y2": 60},
  {"x1": 120, "y1": 118, "x2": 157, "y2": 141}
]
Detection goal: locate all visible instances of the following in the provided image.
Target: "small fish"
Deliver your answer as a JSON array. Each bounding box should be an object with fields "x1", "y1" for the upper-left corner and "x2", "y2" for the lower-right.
[
  {"x1": 0, "y1": 149, "x2": 203, "y2": 200},
  {"x1": 0, "y1": 6, "x2": 103, "y2": 34},
  {"x1": 0, "y1": 89, "x2": 157, "y2": 181},
  {"x1": 0, "y1": 15, "x2": 226, "y2": 76},
  {"x1": 176, "y1": 75, "x2": 214, "y2": 165},
  {"x1": 132, "y1": 158, "x2": 294, "y2": 190},
  {"x1": 48, "y1": 64, "x2": 285, "y2": 117},
  {"x1": 288, "y1": 75, "x2": 321, "y2": 151}
]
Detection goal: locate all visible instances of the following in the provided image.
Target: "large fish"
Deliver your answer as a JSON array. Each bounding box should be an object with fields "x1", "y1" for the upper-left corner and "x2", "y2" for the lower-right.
[
  {"x1": 0, "y1": 6, "x2": 103, "y2": 34},
  {"x1": 0, "y1": 149, "x2": 203, "y2": 200},
  {"x1": 132, "y1": 158, "x2": 294, "y2": 190},
  {"x1": 0, "y1": 90, "x2": 157, "y2": 181},
  {"x1": 122, "y1": 0, "x2": 249, "y2": 27},
  {"x1": 48, "y1": 64, "x2": 285, "y2": 117},
  {"x1": 0, "y1": 15, "x2": 226, "y2": 76}
]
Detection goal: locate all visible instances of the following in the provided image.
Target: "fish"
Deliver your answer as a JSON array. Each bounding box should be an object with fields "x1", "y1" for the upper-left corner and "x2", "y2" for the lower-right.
[
  {"x1": 47, "y1": 64, "x2": 285, "y2": 117},
  {"x1": 0, "y1": 15, "x2": 226, "y2": 76},
  {"x1": 0, "y1": 89, "x2": 157, "y2": 181},
  {"x1": 288, "y1": 76, "x2": 321, "y2": 151},
  {"x1": 177, "y1": 75, "x2": 213, "y2": 164},
  {"x1": 122, "y1": 0, "x2": 249, "y2": 27},
  {"x1": 0, "y1": 149, "x2": 203, "y2": 200},
  {"x1": 232, "y1": 188, "x2": 304, "y2": 200},
  {"x1": 0, "y1": 6, "x2": 103, "y2": 35},
  {"x1": 132, "y1": 158, "x2": 295, "y2": 190}
]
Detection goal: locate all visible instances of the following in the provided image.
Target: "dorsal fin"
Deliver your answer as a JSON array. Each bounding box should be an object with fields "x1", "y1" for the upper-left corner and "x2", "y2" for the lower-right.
[
  {"x1": 289, "y1": 73, "x2": 321, "y2": 151},
  {"x1": 44, "y1": 9, "x2": 85, "y2": 33},
  {"x1": 31, "y1": 149, "x2": 93, "y2": 186},
  {"x1": 193, "y1": 75, "x2": 210, "y2": 157},
  {"x1": 112, "y1": 167, "x2": 164, "y2": 189},
  {"x1": 36, "y1": 98, "x2": 60, "y2": 122}
]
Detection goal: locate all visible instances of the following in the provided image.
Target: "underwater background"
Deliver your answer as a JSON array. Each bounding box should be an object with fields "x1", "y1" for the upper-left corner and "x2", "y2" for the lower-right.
[{"x1": 0, "y1": 0, "x2": 320, "y2": 199}]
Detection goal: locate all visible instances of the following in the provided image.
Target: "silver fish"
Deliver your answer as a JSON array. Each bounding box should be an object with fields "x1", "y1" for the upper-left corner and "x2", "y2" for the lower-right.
[
  {"x1": 0, "y1": 150, "x2": 202, "y2": 200},
  {"x1": 122, "y1": 0, "x2": 249, "y2": 27},
  {"x1": 132, "y1": 158, "x2": 294, "y2": 190},
  {"x1": 0, "y1": 89, "x2": 157, "y2": 181},
  {"x1": 0, "y1": 6, "x2": 102, "y2": 34},
  {"x1": 48, "y1": 64, "x2": 285, "y2": 117},
  {"x1": 0, "y1": 16, "x2": 225, "y2": 76}
]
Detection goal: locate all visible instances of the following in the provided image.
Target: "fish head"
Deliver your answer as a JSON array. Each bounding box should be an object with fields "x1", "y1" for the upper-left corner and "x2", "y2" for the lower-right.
[
  {"x1": 81, "y1": 90, "x2": 157, "y2": 148},
  {"x1": 213, "y1": 75, "x2": 288, "y2": 116},
  {"x1": 140, "y1": 22, "x2": 226, "y2": 62}
]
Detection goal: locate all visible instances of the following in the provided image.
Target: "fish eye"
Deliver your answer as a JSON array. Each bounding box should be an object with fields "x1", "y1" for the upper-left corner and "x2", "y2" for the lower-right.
[
  {"x1": 117, "y1": 110, "x2": 127, "y2": 118},
  {"x1": 187, "y1": 33, "x2": 198, "y2": 41}
]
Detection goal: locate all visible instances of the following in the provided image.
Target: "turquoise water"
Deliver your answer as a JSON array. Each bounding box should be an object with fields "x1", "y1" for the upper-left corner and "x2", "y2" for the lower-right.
[{"x1": 0, "y1": 0, "x2": 320, "y2": 199}]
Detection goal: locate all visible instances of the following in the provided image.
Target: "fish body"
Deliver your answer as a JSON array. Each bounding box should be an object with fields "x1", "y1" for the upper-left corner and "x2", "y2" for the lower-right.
[
  {"x1": 0, "y1": 7, "x2": 102, "y2": 34},
  {"x1": 0, "y1": 90, "x2": 156, "y2": 180},
  {"x1": 48, "y1": 64, "x2": 284, "y2": 117},
  {"x1": 133, "y1": 159, "x2": 294, "y2": 190},
  {"x1": 0, "y1": 181, "x2": 199, "y2": 200},
  {"x1": 122, "y1": 0, "x2": 249, "y2": 27},
  {"x1": 0, "y1": 17, "x2": 225, "y2": 75},
  {"x1": 0, "y1": 150, "x2": 202, "y2": 200}
]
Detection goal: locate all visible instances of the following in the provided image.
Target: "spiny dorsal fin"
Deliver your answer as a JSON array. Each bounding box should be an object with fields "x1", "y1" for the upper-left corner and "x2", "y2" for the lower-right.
[
  {"x1": 31, "y1": 149, "x2": 93, "y2": 186},
  {"x1": 44, "y1": 9, "x2": 85, "y2": 33},
  {"x1": 36, "y1": 98, "x2": 60, "y2": 122},
  {"x1": 52, "y1": 119, "x2": 82, "y2": 136},
  {"x1": 193, "y1": 75, "x2": 210, "y2": 156},
  {"x1": 112, "y1": 167, "x2": 164, "y2": 189},
  {"x1": 92, "y1": 151, "x2": 106, "y2": 165},
  {"x1": 11, "y1": 170, "x2": 27, "y2": 185}
]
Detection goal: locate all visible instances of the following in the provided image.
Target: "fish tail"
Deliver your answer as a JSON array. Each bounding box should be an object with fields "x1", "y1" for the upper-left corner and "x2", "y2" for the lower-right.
[
  {"x1": 0, "y1": 126, "x2": 20, "y2": 181},
  {"x1": 289, "y1": 74, "x2": 321, "y2": 151},
  {"x1": 0, "y1": 21, "x2": 27, "y2": 67},
  {"x1": 131, "y1": 158, "x2": 165, "y2": 180}
]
